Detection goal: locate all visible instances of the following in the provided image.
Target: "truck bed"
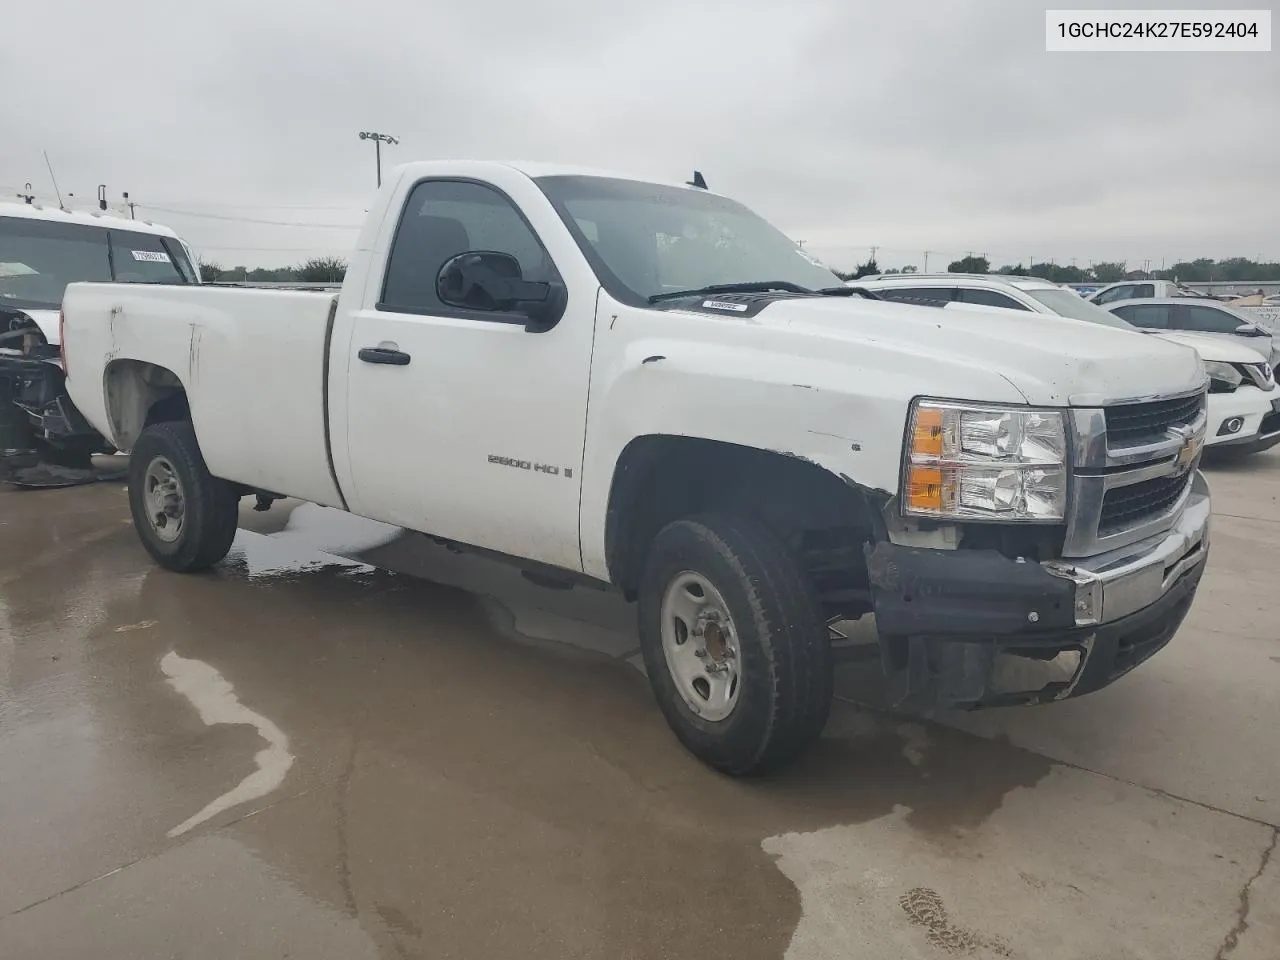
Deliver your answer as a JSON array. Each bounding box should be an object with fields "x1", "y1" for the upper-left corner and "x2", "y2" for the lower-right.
[{"x1": 62, "y1": 284, "x2": 346, "y2": 508}]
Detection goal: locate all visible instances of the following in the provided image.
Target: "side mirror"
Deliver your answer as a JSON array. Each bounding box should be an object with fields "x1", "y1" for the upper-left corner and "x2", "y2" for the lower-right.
[
  {"x1": 436, "y1": 251, "x2": 566, "y2": 332},
  {"x1": 1235, "y1": 323, "x2": 1266, "y2": 336}
]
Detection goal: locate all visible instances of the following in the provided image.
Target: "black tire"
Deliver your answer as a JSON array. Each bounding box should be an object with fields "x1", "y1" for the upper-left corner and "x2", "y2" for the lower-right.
[
  {"x1": 637, "y1": 514, "x2": 833, "y2": 776},
  {"x1": 129, "y1": 421, "x2": 239, "y2": 572}
]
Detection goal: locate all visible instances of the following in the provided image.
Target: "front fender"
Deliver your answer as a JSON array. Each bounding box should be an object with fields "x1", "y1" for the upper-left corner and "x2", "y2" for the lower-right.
[{"x1": 578, "y1": 338, "x2": 909, "y2": 580}]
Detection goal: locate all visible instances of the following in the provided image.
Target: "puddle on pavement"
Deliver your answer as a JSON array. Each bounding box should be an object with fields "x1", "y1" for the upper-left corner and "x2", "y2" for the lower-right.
[
  {"x1": 0, "y1": 490, "x2": 1129, "y2": 960},
  {"x1": 160, "y1": 651, "x2": 294, "y2": 838}
]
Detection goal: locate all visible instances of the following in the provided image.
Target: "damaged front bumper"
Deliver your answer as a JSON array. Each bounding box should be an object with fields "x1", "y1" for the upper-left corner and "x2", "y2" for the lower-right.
[
  {"x1": 0, "y1": 353, "x2": 102, "y2": 447},
  {"x1": 865, "y1": 472, "x2": 1211, "y2": 709},
  {"x1": 1, "y1": 352, "x2": 110, "y2": 485}
]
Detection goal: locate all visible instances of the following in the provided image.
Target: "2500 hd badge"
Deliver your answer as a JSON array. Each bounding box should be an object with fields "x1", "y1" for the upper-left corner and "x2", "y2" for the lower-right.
[{"x1": 488, "y1": 454, "x2": 573, "y2": 478}]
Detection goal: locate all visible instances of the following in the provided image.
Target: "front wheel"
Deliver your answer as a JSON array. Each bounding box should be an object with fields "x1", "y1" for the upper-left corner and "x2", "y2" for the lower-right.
[
  {"x1": 637, "y1": 514, "x2": 833, "y2": 775},
  {"x1": 129, "y1": 421, "x2": 239, "y2": 572}
]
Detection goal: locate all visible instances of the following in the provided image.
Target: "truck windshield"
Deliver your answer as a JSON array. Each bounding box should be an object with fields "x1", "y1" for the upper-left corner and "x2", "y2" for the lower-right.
[
  {"x1": 0, "y1": 216, "x2": 195, "y2": 312},
  {"x1": 535, "y1": 175, "x2": 842, "y2": 305}
]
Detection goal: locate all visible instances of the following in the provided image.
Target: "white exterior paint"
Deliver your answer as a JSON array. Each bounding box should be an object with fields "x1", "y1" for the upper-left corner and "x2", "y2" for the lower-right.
[
  {"x1": 14, "y1": 308, "x2": 60, "y2": 345},
  {"x1": 62, "y1": 162, "x2": 1208, "y2": 582}
]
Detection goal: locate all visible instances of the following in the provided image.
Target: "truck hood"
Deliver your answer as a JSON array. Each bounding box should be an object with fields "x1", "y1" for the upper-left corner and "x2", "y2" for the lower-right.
[
  {"x1": 748, "y1": 296, "x2": 1206, "y2": 407},
  {"x1": 1153, "y1": 330, "x2": 1270, "y2": 363},
  {"x1": 14, "y1": 308, "x2": 60, "y2": 345}
]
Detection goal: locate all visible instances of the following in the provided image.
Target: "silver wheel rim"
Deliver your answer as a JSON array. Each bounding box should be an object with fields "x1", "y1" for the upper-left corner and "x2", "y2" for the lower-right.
[
  {"x1": 143, "y1": 456, "x2": 186, "y2": 543},
  {"x1": 659, "y1": 571, "x2": 741, "y2": 722}
]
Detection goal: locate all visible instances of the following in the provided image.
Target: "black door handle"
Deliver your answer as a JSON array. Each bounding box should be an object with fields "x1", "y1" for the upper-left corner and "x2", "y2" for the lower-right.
[{"x1": 358, "y1": 347, "x2": 411, "y2": 366}]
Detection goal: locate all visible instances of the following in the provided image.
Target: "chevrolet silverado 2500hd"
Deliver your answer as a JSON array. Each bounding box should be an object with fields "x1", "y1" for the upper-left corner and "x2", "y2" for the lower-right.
[{"x1": 62, "y1": 161, "x2": 1212, "y2": 774}]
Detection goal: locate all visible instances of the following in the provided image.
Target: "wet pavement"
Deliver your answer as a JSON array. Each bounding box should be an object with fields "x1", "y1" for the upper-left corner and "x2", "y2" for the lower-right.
[{"x1": 1, "y1": 452, "x2": 1278, "y2": 959}]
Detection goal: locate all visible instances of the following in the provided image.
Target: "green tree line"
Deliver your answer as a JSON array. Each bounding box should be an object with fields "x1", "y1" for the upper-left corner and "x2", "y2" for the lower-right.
[
  {"x1": 838, "y1": 254, "x2": 1280, "y2": 285},
  {"x1": 199, "y1": 256, "x2": 347, "y2": 284}
]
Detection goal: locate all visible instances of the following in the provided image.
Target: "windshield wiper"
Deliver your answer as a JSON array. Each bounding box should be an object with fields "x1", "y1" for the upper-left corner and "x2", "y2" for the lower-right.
[
  {"x1": 648, "y1": 280, "x2": 813, "y2": 303},
  {"x1": 818, "y1": 286, "x2": 882, "y2": 299}
]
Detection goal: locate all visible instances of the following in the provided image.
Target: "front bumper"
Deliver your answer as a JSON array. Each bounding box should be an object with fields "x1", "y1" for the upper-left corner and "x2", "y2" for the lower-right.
[
  {"x1": 1205, "y1": 387, "x2": 1280, "y2": 453},
  {"x1": 0, "y1": 353, "x2": 101, "y2": 446},
  {"x1": 865, "y1": 473, "x2": 1211, "y2": 708}
]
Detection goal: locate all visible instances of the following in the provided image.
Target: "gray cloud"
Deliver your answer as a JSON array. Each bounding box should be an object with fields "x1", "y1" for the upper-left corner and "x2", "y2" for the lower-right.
[{"x1": 3, "y1": 0, "x2": 1275, "y2": 270}]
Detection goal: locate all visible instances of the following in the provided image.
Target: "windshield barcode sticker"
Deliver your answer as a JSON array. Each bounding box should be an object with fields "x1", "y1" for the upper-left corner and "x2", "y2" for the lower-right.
[
  {"x1": 702, "y1": 300, "x2": 749, "y2": 312},
  {"x1": 132, "y1": 250, "x2": 171, "y2": 263}
]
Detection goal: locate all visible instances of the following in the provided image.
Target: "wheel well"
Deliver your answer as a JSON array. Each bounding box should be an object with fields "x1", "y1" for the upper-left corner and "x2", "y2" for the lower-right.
[
  {"x1": 604, "y1": 436, "x2": 887, "y2": 615},
  {"x1": 104, "y1": 360, "x2": 190, "y2": 451}
]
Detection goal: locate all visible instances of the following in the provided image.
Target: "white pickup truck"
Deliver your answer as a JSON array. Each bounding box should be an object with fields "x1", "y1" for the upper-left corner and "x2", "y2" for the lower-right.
[{"x1": 63, "y1": 161, "x2": 1213, "y2": 774}]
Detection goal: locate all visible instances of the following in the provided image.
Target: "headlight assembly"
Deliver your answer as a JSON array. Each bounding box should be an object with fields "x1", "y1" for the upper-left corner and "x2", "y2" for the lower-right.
[
  {"x1": 1203, "y1": 360, "x2": 1243, "y2": 393},
  {"x1": 903, "y1": 401, "x2": 1068, "y2": 522}
]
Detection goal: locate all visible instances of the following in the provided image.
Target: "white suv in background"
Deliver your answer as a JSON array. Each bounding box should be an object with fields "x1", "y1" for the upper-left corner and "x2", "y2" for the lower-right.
[
  {"x1": 1099, "y1": 297, "x2": 1278, "y2": 371},
  {"x1": 854, "y1": 273, "x2": 1280, "y2": 457},
  {"x1": 851, "y1": 272, "x2": 1137, "y2": 327}
]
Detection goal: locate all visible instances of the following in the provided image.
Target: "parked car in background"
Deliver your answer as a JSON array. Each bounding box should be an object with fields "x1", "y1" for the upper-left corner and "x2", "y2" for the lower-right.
[
  {"x1": 852, "y1": 272, "x2": 1140, "y2": 328},
  {"x1": 0, "y1": 201, "x2": 199, "y2": 485},
  {"x1": 1100, "y1": 298, "x2": 1278, "y2": 372},
  {"x1": 855, "y1": 273, "x2": 1279, "y2": 457},
  {"x1": 1088, "y1": 279, "x2": 1210, "y2": 305}
]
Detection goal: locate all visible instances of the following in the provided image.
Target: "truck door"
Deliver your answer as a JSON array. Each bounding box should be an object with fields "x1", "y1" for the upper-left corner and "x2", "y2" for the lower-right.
[{"x1": 337, "y1": 178, "x2": 595, "y2": 572}]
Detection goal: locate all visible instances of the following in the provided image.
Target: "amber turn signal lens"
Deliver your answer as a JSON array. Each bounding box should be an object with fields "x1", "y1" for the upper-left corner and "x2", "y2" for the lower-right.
[
  {"x1": 911, "y1": 406, "x2": 945, "y2": 458},
  {"x1": 906, "y1": 465, "x2": 947, "y2": 512}
]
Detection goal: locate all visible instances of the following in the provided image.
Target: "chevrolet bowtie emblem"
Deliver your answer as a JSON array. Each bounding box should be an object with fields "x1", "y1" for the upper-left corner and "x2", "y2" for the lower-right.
[{"x1": 1176, "y1": 434, "x2": 1203, "y2": 470}]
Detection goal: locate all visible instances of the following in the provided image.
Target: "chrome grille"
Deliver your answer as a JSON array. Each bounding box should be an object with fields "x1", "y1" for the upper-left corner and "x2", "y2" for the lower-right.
[
  {"x1": 1098, "y1": 472, "x2": 1193, "y2": 536},
  {"x1": 1063, "y1": 387, "x2": 1208, "y2": 558},
  {"x1": 1241, "y1": 362, "x2": 1275, "y2": 391},
  {"x1": 1103, "y1": 394, "x2": 1205, "y2": 447}
]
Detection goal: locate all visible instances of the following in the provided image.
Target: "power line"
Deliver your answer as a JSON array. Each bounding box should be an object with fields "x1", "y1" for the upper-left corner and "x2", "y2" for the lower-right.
[
  {"x1": 136, "y1": 204, "x2": 362, "y2": 228},
  {"x1": 194, "y1": 245, "x2": 351, "y2": 253},
  {"x1": 129, "y1": 200, "x2": 364, "y2": 211}
]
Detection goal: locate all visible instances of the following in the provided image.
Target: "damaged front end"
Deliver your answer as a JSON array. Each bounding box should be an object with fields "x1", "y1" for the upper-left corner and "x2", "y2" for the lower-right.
[
  {"x1": 1, "y1": 309, "x2": 117, "y2": 487},
  {"x1": 861, "y1": 478, "x2": 1210, "y2": 711}
]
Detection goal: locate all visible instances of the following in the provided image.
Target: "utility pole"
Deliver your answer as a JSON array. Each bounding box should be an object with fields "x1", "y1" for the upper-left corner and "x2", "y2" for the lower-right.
[
  {"x1": 923, "y1": 250, "x2": 931, "y2": 272},
  {"x1": 795, "y1": 240, "x2": 805, "y2": 249},
  {"x1": 358, "y1": 131, "x2": 399, "y2": 188},
  {"x1": 123, "y1": 191, "x2": 136, "y2": 219}
]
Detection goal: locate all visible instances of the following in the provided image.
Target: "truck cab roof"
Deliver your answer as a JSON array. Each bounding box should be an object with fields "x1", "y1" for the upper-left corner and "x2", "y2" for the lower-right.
[
  {"x1": 385, "y1": 160, "x2": 720, "y2": 197},
  {"x1": 0, "y1": 200, "x2": 182, "y2": 239}
]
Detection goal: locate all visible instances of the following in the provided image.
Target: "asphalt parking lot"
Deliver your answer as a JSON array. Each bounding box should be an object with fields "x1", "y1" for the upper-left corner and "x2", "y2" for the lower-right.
[{"x1": 1, "y1": 452, "x2": 1277, "y2": 960}]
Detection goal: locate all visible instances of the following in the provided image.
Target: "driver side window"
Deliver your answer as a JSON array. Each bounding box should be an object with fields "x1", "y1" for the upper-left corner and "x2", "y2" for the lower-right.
[
  {"x1": 1175, "y1": 305, "x2": 1245, "y2": 334},
  {"x1": 380, "y1": 180, "x2": 558, "y2": 315},
  {"x1": 1094, "y1": 285, "x2": 1132, "y2": 304},
  {"x1": 1112, "y1": 304, "x2": 1171, "y2": 329}
]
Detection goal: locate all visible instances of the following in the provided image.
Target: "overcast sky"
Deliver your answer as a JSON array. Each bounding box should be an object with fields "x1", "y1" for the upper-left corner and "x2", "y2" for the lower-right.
[{"x1": 3, "y1": 0, "x2": 1276, "y2": 271}]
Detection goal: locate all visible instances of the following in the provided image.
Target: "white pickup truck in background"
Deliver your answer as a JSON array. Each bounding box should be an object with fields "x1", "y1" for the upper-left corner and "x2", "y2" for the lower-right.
[{"x1": 63, "y1": 161, "x2": 1213, "y2": 774}]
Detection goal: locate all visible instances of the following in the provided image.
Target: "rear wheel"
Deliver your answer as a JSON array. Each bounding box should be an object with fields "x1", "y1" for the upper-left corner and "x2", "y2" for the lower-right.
[
  {"x1": 638, "y1": 514, "x2": 832, "y2": 775},
  {"x1": 129, "y1": 421, "x2": 239, "y2": 572}
]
